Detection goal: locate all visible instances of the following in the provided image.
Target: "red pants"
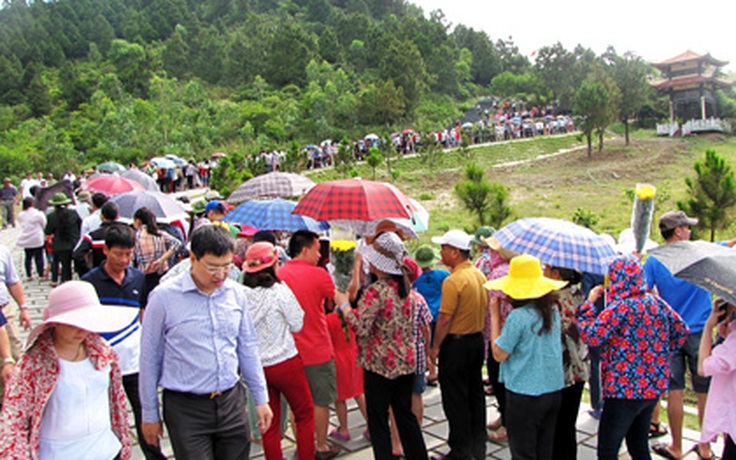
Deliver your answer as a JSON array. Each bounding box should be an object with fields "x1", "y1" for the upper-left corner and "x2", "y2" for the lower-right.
[{"x1": 262, "y1": 355, "x2": 315, "y2": 460}]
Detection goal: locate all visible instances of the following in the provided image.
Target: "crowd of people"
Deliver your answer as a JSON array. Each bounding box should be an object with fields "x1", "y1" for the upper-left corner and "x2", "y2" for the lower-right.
[{"x1": 0, "y1": 173, "x2": 733, "y2": 460}]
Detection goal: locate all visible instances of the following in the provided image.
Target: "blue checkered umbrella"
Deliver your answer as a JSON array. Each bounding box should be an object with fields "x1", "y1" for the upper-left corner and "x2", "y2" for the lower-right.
[
  {"x1": 224, "y1": 198, "x2": 329, "y2": 232},
  {"x1": 493, "y1": 217, "x2": 616, "y2": 275}
]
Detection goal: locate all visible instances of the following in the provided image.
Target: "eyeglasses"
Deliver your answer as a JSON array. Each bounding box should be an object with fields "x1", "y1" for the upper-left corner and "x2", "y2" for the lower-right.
[{"x1": 202, "y1": 263, "x2": 232, "y2": 275}]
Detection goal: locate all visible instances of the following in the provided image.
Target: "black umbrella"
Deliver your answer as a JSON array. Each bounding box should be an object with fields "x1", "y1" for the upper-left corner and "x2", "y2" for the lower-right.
[
  {"x1": 34, "y1": 180, "x2": 75, "y2": 211},
  {"x1": 647, "y1": 240, "x2": 736, "y2": 305}
]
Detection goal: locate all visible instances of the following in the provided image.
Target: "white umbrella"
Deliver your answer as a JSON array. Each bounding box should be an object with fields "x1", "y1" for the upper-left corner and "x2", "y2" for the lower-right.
[{"x1": 150, "y1": 157, "x2": 176, "y2": 169}]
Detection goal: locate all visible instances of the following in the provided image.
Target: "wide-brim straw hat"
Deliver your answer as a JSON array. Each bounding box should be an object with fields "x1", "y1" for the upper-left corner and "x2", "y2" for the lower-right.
[
  {"x1": 480, "y1": 235, "x2": 519, "y2": 261},
  {"x1": 363, "y1": 232, "x2": 407, "y2": 275},
  {"x1": 48, "y1": 192, "x2": 72, "y2": 206},
  {"x1": 484, "y1": 254, "x2": 567, "y2": 300},
  {"x1": 26, "y1": 281, "x2": 139, "y2": 350}
]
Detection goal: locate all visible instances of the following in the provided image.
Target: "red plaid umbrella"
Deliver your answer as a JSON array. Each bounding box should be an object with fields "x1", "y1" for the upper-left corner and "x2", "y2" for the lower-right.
[
  {"x1": 293, "y1": 179, "x2": 416, "y2": 221},
  {"x1": 80, "y1": 174, "x2": 145, "y2": 196}
]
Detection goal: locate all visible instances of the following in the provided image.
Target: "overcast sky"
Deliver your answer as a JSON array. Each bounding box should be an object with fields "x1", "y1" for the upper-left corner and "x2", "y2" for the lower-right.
[{"x1": 408, "y1": 0, "x2": 735, "y2": 73}]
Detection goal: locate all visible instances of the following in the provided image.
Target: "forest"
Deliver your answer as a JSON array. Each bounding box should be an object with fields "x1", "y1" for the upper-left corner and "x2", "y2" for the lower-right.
[{"x1": 1, "y1": 0, "x2": 735, "y2": 180}]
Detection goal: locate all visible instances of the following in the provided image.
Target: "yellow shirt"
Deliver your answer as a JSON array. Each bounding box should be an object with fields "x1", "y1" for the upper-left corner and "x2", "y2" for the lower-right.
[{"x1": 439, "y1": 260, "x2": 488, "y2": 334}]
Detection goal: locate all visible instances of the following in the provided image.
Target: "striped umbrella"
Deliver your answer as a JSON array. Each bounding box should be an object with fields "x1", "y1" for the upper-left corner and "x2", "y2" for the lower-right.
[
  {"x1": 493, "y1": 217, "x2": 616, "y2": 275},
  {"x1": 227, "y1": 172, "x2": 315, "y2": 204},
  {"x1": 224, "y1": 198, "x2": 328, "y2": 232}
]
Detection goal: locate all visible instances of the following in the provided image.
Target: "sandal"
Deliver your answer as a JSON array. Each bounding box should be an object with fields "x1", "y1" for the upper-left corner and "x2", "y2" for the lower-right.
[
  {"x1": 488, "y1": 426, "x2": 508, "y2": 444},
  {"x1": 649, "y1": 421, "x2": 668, "y2": 439},
  {"x1": 692, "y1": 445, "x2": 716, "y2": 460},
  {"x1": 329, "y1": 428, "x2": 351, "y2": 441},
  {"x1": 487, "y1": 417, "x2": 503, "y2": 431},
  {"x1": 426, "y1": 377, "x2": 438, "y2": 387},
  {"x1": 651, "y1": 442, "x2": 677, "y2": 460}
]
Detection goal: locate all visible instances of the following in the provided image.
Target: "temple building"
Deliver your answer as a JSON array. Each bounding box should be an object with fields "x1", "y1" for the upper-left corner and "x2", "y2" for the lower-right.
[{"x1": 652, "y1": 50, "x2": 733, "y2": 136}]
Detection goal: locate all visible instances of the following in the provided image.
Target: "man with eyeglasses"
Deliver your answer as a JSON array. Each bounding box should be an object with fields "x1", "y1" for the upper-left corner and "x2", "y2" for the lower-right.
[
  {"x1": 140, "y1": 225, "x2": 272, "y2": 459},
  {"x1": 83, "y1": 224, "x2": 166, "y2": 460}
]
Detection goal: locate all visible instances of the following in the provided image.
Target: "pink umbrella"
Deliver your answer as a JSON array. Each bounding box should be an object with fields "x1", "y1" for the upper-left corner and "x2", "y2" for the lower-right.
[
  {"x1": 212, "y1": 152, "x2": 227, "y2": 158},
  {"x1": 80, "y1": 175, "x2": 145, "y2": 196}
]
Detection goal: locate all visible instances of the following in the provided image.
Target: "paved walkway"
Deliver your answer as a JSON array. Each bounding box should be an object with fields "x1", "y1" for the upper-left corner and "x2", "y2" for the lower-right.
[{"x1": 0, "y1": 214, "x2": 719, "y2": 459}]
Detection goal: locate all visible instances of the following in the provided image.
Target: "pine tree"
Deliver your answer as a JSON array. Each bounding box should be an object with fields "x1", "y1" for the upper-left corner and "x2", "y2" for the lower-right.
[{"x1": 678, "y1": 149, "x2": 736, "y2": 241}]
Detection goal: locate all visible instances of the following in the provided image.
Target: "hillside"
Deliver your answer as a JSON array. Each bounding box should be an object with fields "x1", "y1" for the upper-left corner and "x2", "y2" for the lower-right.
[{"x1": 309, "y1": 131, "x2": 736, "y2": 243}]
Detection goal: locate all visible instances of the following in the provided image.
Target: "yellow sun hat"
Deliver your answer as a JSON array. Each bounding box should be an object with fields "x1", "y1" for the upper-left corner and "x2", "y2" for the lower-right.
[{"x1": 484, "y1": 254, "x2": 567, "y2": 300}]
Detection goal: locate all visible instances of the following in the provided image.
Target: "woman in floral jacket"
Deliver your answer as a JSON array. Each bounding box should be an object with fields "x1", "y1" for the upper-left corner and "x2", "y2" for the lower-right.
[
  {"x1": 0, "y1": 281, "x2": 135, "y2": 460},
  {"x1": 576, "y1": 254, "x2": 688, "y2": 460},
  {"x1": 336, "y1": 232, "x2": 428, "y2": 460}
]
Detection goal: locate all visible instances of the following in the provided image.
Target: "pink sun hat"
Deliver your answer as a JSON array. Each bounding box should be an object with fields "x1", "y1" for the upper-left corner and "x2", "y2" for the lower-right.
[{"x1": 26, "y1": 281, "x2": 139, "y2": 350}]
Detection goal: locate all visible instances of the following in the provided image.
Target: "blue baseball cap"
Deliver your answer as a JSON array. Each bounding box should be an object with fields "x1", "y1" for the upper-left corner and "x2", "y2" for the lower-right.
[{"x1": 204, "y1": 200, "x2": 225, "y2": 214}]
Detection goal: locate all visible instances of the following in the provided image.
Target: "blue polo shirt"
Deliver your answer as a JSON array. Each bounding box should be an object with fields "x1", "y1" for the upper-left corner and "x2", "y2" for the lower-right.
[
  {"x1": 413, "y1": 269, "x2": 450, "y2": 320},
  {"x1": 82, "y1": 263, "x2": 145, "y2": 375},
  {"x1": 0, "y1": 310, "x2": 6, "y2": 327},
  {"x1": 644, "y1": 255, "x2": 711, "y2": 333}
]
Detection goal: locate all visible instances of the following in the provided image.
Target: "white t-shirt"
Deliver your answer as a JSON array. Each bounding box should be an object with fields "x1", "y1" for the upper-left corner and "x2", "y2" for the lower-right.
[{"x1": 38, "y1": 358, "x2": 121, "y2": 460}]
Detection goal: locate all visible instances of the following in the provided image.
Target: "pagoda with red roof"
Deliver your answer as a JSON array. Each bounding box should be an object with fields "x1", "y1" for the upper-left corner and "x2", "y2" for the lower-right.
[{"x1": 652, "y1": 50, "x2": 732, "y2": 135}]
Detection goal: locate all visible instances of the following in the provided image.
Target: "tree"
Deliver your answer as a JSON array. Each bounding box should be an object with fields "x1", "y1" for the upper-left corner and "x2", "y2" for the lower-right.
[
  {"x1": 604, "y1": 49, "x2": 651, "y2": 145},
  {"x1": 108, "y1": 39, "x2": 150, "y2": 97},
  {"x1": 365, "y1": 147, "x2": 382, "y2": 180},
  {"x1": 534, "y1": 42, "x2": 575, "y2": 110},
  {"x1": 574, "y1": 81, "x2": 610, "y2": 158},
  {"x1": 678, "y1": 149, "x2": 736, "y2": 242},
  {"x1": 454, "y1": 162, "x2": 492, "y2": 226},
  {"x1": 586, "y1": 67, "x2": 620, "y2": 152},
  {"x1": 418, "y1": 134, "x2": 442, "y2": 173}
]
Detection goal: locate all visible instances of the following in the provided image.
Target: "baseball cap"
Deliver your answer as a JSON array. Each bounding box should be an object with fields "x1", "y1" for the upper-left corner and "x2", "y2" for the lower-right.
[
  {"x1": 431, "y1": 229, "x2": 472, "y2": 251},
  {"x1": 205, "y1": 200, "x2": 225, "y2": 214},
  {"x1": 658, "y1": 211, "x2": 698, "y2": 232}
]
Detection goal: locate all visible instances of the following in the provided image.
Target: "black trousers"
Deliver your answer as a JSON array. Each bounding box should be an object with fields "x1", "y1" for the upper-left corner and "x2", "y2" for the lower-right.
[
  {"x1": 724, "y1": 434, "x2": 736, "y2": 460},
  {"x1": 163, "y1": 384, "x2": 251, "y2": 460},
  {"x1": 486, "y1": 344, "x2": 506, "y2": 424},
  {"x1": 123, "y1": 374, "x2": 166, "y2": 460},
  {"x1": 24, "y1": 246, "x2": 44, "y2": 278},
  {"x1": 552, "y1": 381, "x2": 584, "y2": 460},
  {"x1": 364, "y1": 370, "x2": 428, "y2": 460},
  {"x1": 506, "y1": 389, "x2": 562, "y2": 460},
  {"x1": 51, "y1": 249, "x2": 72, "y2": 283},
  {"x1": 597, "y1": 398, "x2": 656, "y2": 460},
  {"x1": 142, "y1": 272, "x2": 163, "y2": 308},
  {"x1": 438, "y1": 333, "x2": 486, "y2": 460}
]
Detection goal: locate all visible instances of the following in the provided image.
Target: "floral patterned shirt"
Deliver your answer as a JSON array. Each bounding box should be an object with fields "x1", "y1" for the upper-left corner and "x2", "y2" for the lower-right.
[
  {"x1": 576, "y1": 255, "x2": 689, "y2": 400},
  {"x1": 412, "y1": 290, "x2": 432, "y2": 375},
  {"x1": 346, "y1": 278, "x2": 416, "y2": 379},
  {"x1": 556, "y1": 286, "x2": 589, "y2": 386},
  {"x1": 0, "y1": 330, "x2": 131, "y2": 459},
  {"x1": 474, "y1": 248, "x2": 494, "y2": 279},
  {"x1": 244, "y1": 282, "x2": 304, "y2": 367}
]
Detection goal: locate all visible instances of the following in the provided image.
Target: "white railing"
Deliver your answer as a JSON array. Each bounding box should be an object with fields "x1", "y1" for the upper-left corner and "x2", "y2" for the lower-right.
[
  {"x1": 682, "y1": 118, "x2": 731, "y2": 136},
  {"x1": 656, "y1": 122, "x2": 679, "y2": 136},
  {"x1": 657, "y1": 118, "x2": 731, "y2": 137}
]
